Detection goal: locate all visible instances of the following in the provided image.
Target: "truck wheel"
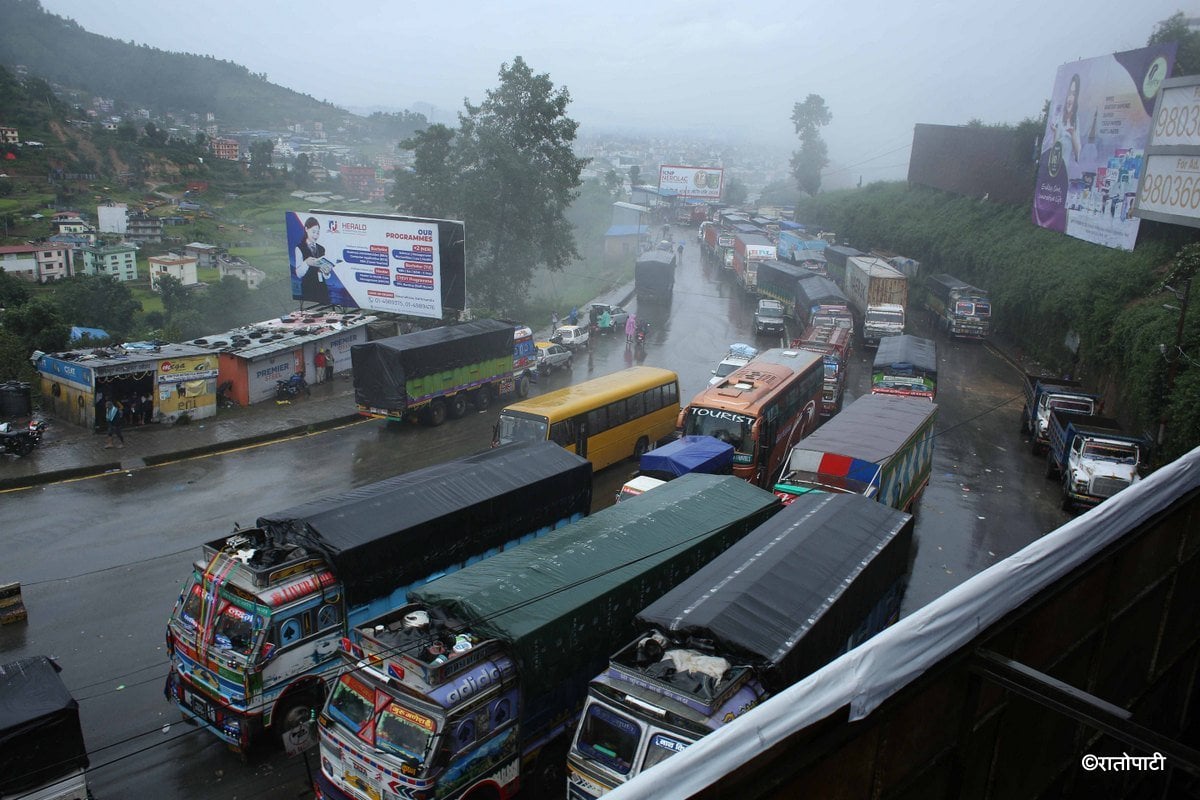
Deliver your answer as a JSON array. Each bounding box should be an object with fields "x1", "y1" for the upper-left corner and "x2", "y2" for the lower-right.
[
  {"x1": 473, "y1": 388, "x2": 491, "y2": 411},
  {"x1": 530, "y1": 742, "x2": 568, "y2": 799},
  {"x1": 634, "y1": 436, "x2": 650, "y2": 459},
  {"x1": 517, "y1": 375, "x2": 530, "y2": 398},
  {"x1": 1031, "y1": 440, "x2": 1043, "y2": 457},
  {"x1": 447, "y1": 394, "x2": 468, "y2": 420},
  {"x1": 424, "y1": 398, "x2": 447, "y2": 426},
  {"x1": 272, "y1": 692, "x2": 319, "y2": 747}
]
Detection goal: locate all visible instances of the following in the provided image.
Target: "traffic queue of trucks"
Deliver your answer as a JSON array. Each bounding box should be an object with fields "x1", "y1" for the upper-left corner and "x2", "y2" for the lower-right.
[
  {"x1": 565, "y1": 492, "x2": 914, "y2": 798},
  {"x1": 793, "y1": 275, "x2": 852, "y2": 331},
  {"x1": 313, "y1": 474, "x2": 780, "y2": 800},
  {"x1": 871, "y1": 333, "x2": 938, "y2": 401},
  {"x1": 351, "y1": 319, "x2": 536, "y2": 425},
  {"x1": 1045, "y1": 409, "x2": 1147, "y2": 513},
  {"x1": 164, "y1": 441, "x2": 593, "y2": 753},
  {"x1": 791, "y1": 323, "x2": 853, "y2": 417},
  {"x1": 731, "y1": 233, "x2": 776, "y2": 294},
  {"x1": 922, "y1": 274, "x2": 992, "y2": 339},
  {"x1": 844, "y1": 256, "x2": 908, "y2": 346}
]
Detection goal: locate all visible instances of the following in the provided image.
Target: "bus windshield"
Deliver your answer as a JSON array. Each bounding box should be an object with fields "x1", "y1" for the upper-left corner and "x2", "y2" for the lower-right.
[
  {"x1": 683, "y1": 409, "x2": 754, "y2": 464},
  {"x1": 495, "y1": 412, "x2": 548, "y2": 445}
]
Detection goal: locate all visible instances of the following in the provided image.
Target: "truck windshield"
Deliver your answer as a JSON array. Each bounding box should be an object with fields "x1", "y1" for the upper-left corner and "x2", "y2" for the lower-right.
[
  {"x1": 576, "y1": 703, "x2": 641, "y2": 775},
  {"x1": 954, "y1": 301, "x2": 978, "y2": 317},
  {"x1": 642, "y1": 732, "x2": 690, "y2": 771},
  {"x1": 376, "y1": 701, "x2": 436, "y2": 766},
  {"x1": 495, "y1": 412, "x2": 548, "y2": 445},
  {"x1": 328, "y1": 674, "x2": 375, "y2": 737},
  {"x1": 1048, "y1": 397, "x2": 1094, "y2": 414},
  {"x1": 866, "y1": 309, "x2": 904, "y2": 325},
  {"x1": 683, "y1": 409, "x2": 753, "y2": 464},
  {"x1": 175, "y1": 581, "x2": 258, "y2": 657},
  {"x1": 1082, "y1": 442, "x2": 1138, "y2": 464}
]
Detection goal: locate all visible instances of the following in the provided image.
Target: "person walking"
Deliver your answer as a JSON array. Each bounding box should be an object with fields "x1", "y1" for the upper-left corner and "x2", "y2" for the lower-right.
[
  {"x1": 314, "y1": 348, "x2": 327, "y2": 383},
  {"x1": 551, "y1": 310, "x2": 560, "y2": 332},
  {"x1": 625, "y1": 312, "x2": 637, "y2": 344},
  {"x1": 104, "y1": 400, "x2": 125, "y2": 449},
  {"x1": 323, "y1": 348, "x2": 334, "y2": 383}
]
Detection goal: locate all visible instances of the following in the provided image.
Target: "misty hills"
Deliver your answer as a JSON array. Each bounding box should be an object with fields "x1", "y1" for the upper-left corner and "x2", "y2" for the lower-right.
[{"x1": 0, "y1": 0, "x2": 350, "y2": 130}]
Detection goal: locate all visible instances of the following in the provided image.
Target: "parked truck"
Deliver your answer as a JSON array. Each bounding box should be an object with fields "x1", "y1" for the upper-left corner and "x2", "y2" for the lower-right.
[
  {"x1": 774, "y1": 393, "x2": 937, "y2": 512},
  {"x1": 566, "y1": 492, "x2": 913, "y2": 798},
  {"x1": 313, "y1": 474, "x2": 780, "y2": 800},
  {"x1": 755, "y1": 259, "x2": 810, "y2": 317},
  {"x1": 776, "y1": 228, "x2": 829, "y2": 265},
  {"x1": 164, "y1": 441, "x2": 592, "y2": 754},
  {"x1": 871, "y1": 334, "x2": 937, "y2": 401},
  {"x1": 793, "y1": 275, "x2": 852, "y2": 331},
  {"x1": 792, "y1": 323, "x2": 853, "y2": 417},
  {"x1": 702, "y1": 222, "x2": 737, "y2": 269},
  {"x1": 1045, "y1": 409, "x2": 1146, "y2": 512},
  {"x1": 635, "y1": 250, "x2": 677, "y2": 304},
  {"x1": 617, "y1": 435, "x2": 736, "y2": 501},
  {"x1": 1020, "y1": 373, "x2": 1102, "y2": 455},
  {"x1": 0, "y1": 656, "x2": 90, "y2": 800},
  {"x1": 821, "y1": 245, "x2": 863, "y2": 288},
  {"x1": 731, "y1": 233, "x2": 776, "y2": 294},
  {"x1": 352, "y1": 319, "x2": 535, "y2": 425},
  {"x1": 845, "y1": 256, "x2": 908, "y2": 345},
  {"x1": 923, "y1": 274, "x2": 992, "y2": 339}
]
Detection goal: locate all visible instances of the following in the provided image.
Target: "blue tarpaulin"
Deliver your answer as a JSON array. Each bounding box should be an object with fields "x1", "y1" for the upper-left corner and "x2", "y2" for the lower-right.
[
  {"x1": 69, "y1": 326, "x2": 109, "y2": 341},
  {"x1": 639, "y1": 435, "x2": 734, "y2": 479}
]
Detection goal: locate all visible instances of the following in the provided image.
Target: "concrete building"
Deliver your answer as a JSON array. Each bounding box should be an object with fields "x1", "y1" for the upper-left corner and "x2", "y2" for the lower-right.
[
  {"x1": 125, "y1": 212, "x2": 162, "y2": 244},
  {"x1": 0, "y1": 125, "x2": 19, "y2": 145},
  {"x1": 81, "y1": 242, "x2": 138, "y2": 282},
  {"x1": 183, "y1": 242, "x2": 220, "y2": 268},
  {"x1": 0, "y1": 244, "x2": 75, "y2": 282},
  {"x1": 97, "y1": 203, "x2": 128, "y2": 234},
  {"x1": 211, "y1": 137, "x2": 239, "y2": 161},
  {"x1": 216, "y1": 254, "x2": 266, "y2": 290},
  {"x1": 148, "y1": 253, "x2": 199, "y2": 290}
]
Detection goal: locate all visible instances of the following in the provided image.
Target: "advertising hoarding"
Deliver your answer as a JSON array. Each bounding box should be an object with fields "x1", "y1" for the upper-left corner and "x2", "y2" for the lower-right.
[
  {"x1": 287, "y1": 211, "x2": 466, "y2": 319},
  {"x1": 1133, "y1": 76, "x2": 1200, "y2": 230},
  {"x1": 659, "y1": 165, "x2": 724, "y2": 199},
  {"x1": 1031, "y1": 44, "x2": 1175, "y2": 250}
]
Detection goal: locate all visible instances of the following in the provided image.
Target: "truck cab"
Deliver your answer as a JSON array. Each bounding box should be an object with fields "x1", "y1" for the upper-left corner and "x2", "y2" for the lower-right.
[
  {"x1": 1021, "y1": 374, "x2": 1100, "y2": 455},
  {"x1": 754, "y1": 299, "x2": 787, "y2": 335},
  {"x1": 1046, "y1": 410, "x2": 1145, "y2": 512},
  {"x1": 864, "y1": 303, "x2": 906, "y2": 344}
]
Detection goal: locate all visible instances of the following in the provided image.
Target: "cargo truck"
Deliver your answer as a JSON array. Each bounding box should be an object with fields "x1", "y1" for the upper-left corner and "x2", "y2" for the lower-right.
[
  {"x1": 313, "y1": 474, "x2": 780, "y2": 800},
  {"x1": 776, "y1": 229, "x2": 829, "y2": 265},
  {"x1": 164, "y1": 441, "x2": 592, "y2": 754},
  {"x1": 352, "y1": 319, "x2": 534, "y2": 425},
  {"x1": 844, "y1": 256, "x2": 908, "y2": 345},
  {"x1": 1020, "y1": 373, "x2": 1102, "y2": 455},
  {"x1": 793, "y1": 275, "x2": 852, "y2": 331},
  {"x1": 731, "y1": 233, "x2": 776, "y2": 294},
  {"x1": 871, "y1": 334, "x2": 937, "y2": 401},
  {"x1": 755, "y1": 259, "x2": 810, "y2": 317},
  {"x1": 774, "y1": 393, "x2": 937, "y2": 512},
  {"x1": 635, "y1": 250, "x2": 677, "y2": 304},
  {"x1": 0, "y1": 656, "x2": 90, "y2": 800},
  {"x1": 702, "y1": 222, "x2": 736, "y2": 269},
  {"x1": 566, "y1": 492, "x2": 913, "y2": 798},
  {"x1": 792, "y1": 323, "x2": 853, "y2": 417},
  {"x1": 1045, "y1": 409, "x2": 1146, "y2": 512},
  {"x1": 617, "y1": 435, "x2": 736, "y2": 501},
  {"x1": 821, "y1": 245, "x2": 864, "y2": 288},
  {"x1": 923, "y1": 274, "x2": 992, "y2": 339}
]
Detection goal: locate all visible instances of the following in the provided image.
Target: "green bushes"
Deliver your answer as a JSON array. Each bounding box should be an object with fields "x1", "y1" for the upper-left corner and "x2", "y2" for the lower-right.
[{"x1": 797, "y1": 183, "x2": 1200, "y2": 461}]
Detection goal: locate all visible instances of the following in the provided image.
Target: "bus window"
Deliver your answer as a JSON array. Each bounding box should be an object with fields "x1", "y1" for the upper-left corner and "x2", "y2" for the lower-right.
[
  {"x1": 550, "y1": 418, "x2": 577, "y2": 447},
  {"x1": 608, "y1": 399, "x2": 628, "y2": 427},
  {"x1": 588, "y1": 407, "x2": 607, "y2": 434}
]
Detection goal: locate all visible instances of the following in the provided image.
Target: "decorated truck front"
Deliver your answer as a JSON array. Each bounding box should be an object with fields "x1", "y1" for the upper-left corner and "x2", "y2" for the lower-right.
[
  {"x1": 924, "y1": 273, "x2": 991, "y2": 339},
  {"x1": 164, "y1": 441, "x2": 592, "y2": 754}
]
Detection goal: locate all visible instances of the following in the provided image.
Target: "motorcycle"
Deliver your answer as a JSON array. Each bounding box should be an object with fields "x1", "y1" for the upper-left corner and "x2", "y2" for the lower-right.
[
  {"x1": 635, "y1": 323, "x2": 649, "y2": 346},
  {"x1": 0, "y1": 417, "x2": 46, "y2": 458},
  {"x1": 275, "y1": 373, "x2": 311, "y2": 401}
]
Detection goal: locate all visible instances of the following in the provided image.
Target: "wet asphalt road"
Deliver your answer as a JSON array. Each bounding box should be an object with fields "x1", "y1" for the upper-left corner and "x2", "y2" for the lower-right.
[{"x1": 0, "y1": 226, "x2": 1070, "y2": 799}]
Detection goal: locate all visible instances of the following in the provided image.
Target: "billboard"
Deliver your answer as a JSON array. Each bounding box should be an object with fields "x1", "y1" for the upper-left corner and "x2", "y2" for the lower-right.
[
  {"x1": 1132, "y1": 75, "x2": 1200, "y2": 230},
  {"x1": 659, "y1": 165, "x2": 724, "y2": 199},
  {"x1": 287, "y1": 211, "x2": 466, "y2": 319},
  {"x1": 1032, "y1": 44, "x2": 1175, "y2": 250}
]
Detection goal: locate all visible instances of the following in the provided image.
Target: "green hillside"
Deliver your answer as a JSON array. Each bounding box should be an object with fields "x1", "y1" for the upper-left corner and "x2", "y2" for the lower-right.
[{"x1": 0, "y1": 0, "x2": 348, "y2": 129}]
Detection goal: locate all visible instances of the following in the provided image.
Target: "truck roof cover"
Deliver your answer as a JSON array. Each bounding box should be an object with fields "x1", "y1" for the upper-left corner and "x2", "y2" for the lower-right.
[
  {"x1": 873, "y1": 334, "x2": 938, "y2": 373},
  {"x1": 639, "y1": 435, "x2": 734, "y2": 479},
  {"x1": 637, "y1": 493, "x2": 912, "y2": 690},
  {"x1": 795, "y1": 276, "x2": 848, "y2": 308},
  {"x1": 409, "y1": 474, "x2": 779, "y2": 693},
  {"x1": 788, "y1": 394, "x2": 938, "y2": 472},
  {"x1": 0, "y1": 656, "x2": 88, "y2": 795},
  {"x1": 257, "y1": 441, "x2": 592, "y2": 606}
]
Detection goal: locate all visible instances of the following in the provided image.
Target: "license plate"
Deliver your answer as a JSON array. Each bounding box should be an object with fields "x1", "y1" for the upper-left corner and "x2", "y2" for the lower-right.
[
  {"x1": 343, "y1": 772, "x2": 381, "y2": 800},
  {"x1": 187, "y1": 691, "x2": 212, "y2": 720}
]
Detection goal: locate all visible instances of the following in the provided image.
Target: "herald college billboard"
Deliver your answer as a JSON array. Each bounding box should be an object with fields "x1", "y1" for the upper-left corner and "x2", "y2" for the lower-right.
[
  {"x1": 659, "y1": 165, "x2": 724, "y2": 199},
  {"x1": 1032, "y1": 44, "x2": 1175, "y2": 251},
  {"x1": 287, "y1": 211, "x2": 465, "y2": 319}
]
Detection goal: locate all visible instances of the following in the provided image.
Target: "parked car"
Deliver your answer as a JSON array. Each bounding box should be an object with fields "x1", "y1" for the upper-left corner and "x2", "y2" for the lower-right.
[
  {"x1": 552, "y1": 324, "x2": 590, "y2": 351},
  {"x1": 587, "y1": 303, "x2": 630, "y2": 333},
  {"x1": 535, "y1": 341, "x2": 573, "y2": 374},
  {"x1": 709, "y1": 343, "x2": 758, "y2": 386}
]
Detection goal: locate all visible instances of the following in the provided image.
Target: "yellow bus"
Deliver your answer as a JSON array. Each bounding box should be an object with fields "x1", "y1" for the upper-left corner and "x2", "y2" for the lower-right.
[{"x1": 493, "y1": 366, "x2": 680, "y2": 471}]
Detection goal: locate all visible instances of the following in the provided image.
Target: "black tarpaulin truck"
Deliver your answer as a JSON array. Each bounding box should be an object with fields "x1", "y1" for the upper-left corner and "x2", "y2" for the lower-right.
[
  {"x1": 0, "y1": 656, "x2": 89, "y2": 800},
  {"x1": 635, "y1": 251, "x2": 677, "y2": 304}
]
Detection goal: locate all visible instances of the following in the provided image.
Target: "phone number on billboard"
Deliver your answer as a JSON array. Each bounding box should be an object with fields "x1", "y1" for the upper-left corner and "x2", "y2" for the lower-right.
[
  {"x1": 1151, "y1": 85, "x2": 1200, "y2": 146},
  {"x1": 1141, "y1": 173, "x2": 1200, "y2": 212}
]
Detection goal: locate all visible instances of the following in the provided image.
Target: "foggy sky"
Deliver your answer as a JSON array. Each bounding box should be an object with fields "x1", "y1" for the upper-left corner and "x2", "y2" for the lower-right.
[{"x1": 34, "y1": 0, "x2": 1191, "y2": 183}]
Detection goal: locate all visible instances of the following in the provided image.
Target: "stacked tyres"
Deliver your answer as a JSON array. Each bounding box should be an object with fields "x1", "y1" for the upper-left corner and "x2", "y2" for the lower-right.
[{"x1": 0, "y1": 381, "x2": 32, "y2": 419}]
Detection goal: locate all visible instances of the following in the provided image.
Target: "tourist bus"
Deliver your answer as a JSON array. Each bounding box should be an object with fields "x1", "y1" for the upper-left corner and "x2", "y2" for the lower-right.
[
  {"x1": 493, "y1": 366, "x2": 680, "y2": 471},
  {"x1": 678, "y1": 348, "x2": 824, "y2": 488}
]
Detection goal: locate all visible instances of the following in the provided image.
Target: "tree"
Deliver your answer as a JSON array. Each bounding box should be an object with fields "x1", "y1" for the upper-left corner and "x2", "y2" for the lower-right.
[
  {"x1": 2, "y1": 298, "x2": 69, "y2": 355},
  {"x1": 603, "y1": 169, "x2": 624, "y2": 198},
  {"x1": 790, "y1": 94, "x2": 832, "y2": 197},
  {"x1": 294, "y1": 152, "x2": 311, "y2": 188},
  {"x1": 51, "y1": 274, "x2": 142, "y2": 339},
  {"x1": 0, "y1": 269, "x2": 31, "y2": 309},
  {"x1": 249, "y1": 139, "x2": 274, "y2": 179},
  {"x1": 724, "y1": 175, "x2": 749, "y2": 206},
  {"x1": 144, "y1": 121, "x2": 166, "y2": 146},
  {"x1": 156, "y1": 274, "x2": 194, "y2": 318},
  {"x1": 394, "y1": 57, "x2": 588, "y2": 311},
  {"x1": 391, "y1": 124, "x2": 456, "y2": 217},
  {"x1": 0, "y1": 328, "x2": 36, "y2": 382},
  {"x1": 117, "y1": 119, "x2": 137, "y2": 141},
  {"x1": 629, "y1": 165, "x2": 641, "y2": 187},
  {"x1": 1149, "y1": 12, "x2": 1200, "y2": 76}
]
